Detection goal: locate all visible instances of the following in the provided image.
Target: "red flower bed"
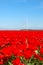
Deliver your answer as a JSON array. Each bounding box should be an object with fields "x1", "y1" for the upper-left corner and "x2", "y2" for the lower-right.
[{"x1": 0, "y1": 30, "x2": 43, "y2": 65}]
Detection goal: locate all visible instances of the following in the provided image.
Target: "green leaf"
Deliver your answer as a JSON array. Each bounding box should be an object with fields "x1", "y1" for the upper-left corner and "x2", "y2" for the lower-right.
[
  {"x1": 27, "y1": 63, "x2": 32, "y2": 65},
  {"x1": 27, "y1": 63, "x2": 34, "y2": 65},
  {"x1": 8, "y1": 61, "x2": 13, "y2": 65}
]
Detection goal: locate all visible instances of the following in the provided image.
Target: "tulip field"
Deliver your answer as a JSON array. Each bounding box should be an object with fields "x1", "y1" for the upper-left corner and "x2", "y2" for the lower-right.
[{"x1": 0, "y1": 30, "x2": 43, "y2": 65}]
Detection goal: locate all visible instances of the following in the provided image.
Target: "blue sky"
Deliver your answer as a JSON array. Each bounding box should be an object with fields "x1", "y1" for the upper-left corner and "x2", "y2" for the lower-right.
[{"x1": 0, "y1": 0, "x2": 43, "y2": 30}]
